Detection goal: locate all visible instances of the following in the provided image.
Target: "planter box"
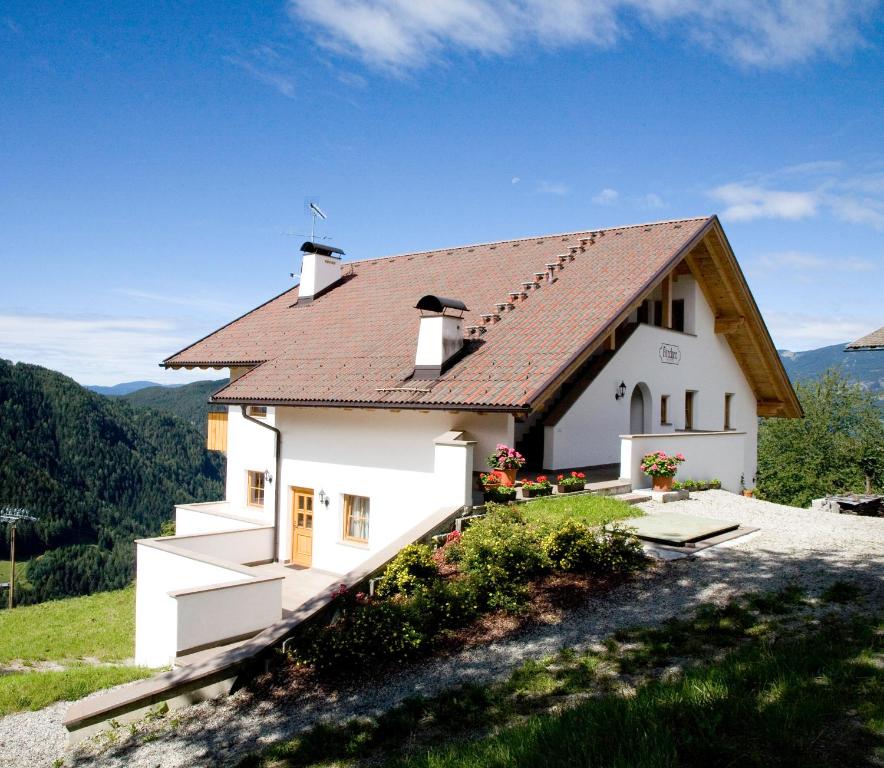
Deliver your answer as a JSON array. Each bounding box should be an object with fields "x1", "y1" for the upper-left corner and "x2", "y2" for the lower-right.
[
  {"x1": 484, "y1": 488, "x2": 517, "y2": 503},
  {"x1": 522, "y1": 487, "x2": 552, "y2": 498},
  {"x1": 556, "y1": 484, "x2": 584, "y2": 494}
]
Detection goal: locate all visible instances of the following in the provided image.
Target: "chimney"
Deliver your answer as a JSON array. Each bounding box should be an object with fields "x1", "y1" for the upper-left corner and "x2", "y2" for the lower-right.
[
  {"x1": 298, "y1": 241, "x2": 345, "y2": 303},
  {"x1": 413, "y1": 295, "x2": 469, "y2": 379}
]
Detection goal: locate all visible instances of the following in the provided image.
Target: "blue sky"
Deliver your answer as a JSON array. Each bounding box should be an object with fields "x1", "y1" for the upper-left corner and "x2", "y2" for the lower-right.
[{"x1": 1, "y1": 1, "x2": 882, "y2": 385}]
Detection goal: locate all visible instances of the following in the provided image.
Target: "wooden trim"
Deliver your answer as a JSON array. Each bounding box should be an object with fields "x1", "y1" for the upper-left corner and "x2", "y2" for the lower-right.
[
  {"x1": 206, "y1": 411, "x2": 228, "y2": 452},
  {"x1": 246, "y1": 470, "x2": 265, "y2": 507},
  {"x1": 714, "y1": 315, "x2": 745, "y2": 335},
  {"x1": 661, "y1": 273, "x2": 672, "y2": 328},
  {"x1": 343, "y1": 494, "x2": 370, "y2": 544}
]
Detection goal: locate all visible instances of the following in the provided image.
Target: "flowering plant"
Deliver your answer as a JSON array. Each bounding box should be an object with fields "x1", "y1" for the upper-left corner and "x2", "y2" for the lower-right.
[
  {"x1": 522, "y1": 475, "x2": 552, "y2": 492},
  {"x1": 479, "y1": 472, "x2": 501, "y2": 488},
  {"x1": 557, "y1": 471, "x2": 586, "y2": 489},
  {"x1": 487, "y1": 444, "x2": 525, "y2": 470},
  {"x1": 640, "y1": 451, "x2": 685, "y2": 478}
]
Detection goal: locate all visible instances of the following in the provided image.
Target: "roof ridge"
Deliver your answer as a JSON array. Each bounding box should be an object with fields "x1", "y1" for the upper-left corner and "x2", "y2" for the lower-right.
[{"x1": 347, "y1": 216, "x2": 713, "y2": 266}]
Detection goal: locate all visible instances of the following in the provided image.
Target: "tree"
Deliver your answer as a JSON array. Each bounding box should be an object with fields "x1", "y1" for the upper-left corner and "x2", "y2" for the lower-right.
[{"x1": 757, "y1": 368, "x2": 884, "y2": 508}]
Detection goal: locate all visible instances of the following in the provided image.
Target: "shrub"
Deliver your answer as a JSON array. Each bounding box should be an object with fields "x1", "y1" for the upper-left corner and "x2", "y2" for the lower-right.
[
  {"x1": 296, "y1": 595, "x2": 427, "y2": 674},
  {"x1": 543, "y1": 520, "x2": 645, "y2": 574},
  {"x1": 460, "y1": 506, "x2": 548, "y2": 609},
  {"x1": 543, "y1": 519, "x2": 599, "y2": 571},
  {"x1": 375, "y1": 544, "x2": 439, "y2": 598},
  {"x1": 410, "y1": 578, "x2": 481, "y2": 636}
]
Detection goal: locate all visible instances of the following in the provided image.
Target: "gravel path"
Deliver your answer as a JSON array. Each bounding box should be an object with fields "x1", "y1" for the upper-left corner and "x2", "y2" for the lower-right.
[{"x1": 3, "y1": 492, "x2": 882, "y2": 768}]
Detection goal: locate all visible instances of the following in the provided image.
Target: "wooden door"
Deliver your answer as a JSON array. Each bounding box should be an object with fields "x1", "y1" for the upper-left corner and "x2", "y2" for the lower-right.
[
  {"x1": 685, "y1": 391, "x2": 695, "y2": 431},
  {"x1": 291, "y1": 488, "x2": 314, "y2": 567}
]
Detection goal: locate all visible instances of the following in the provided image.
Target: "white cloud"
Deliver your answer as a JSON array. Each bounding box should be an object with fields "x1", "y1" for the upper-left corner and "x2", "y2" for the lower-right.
[
  {"x1": 592, "y1": 187, "x2": 619, "y2": 205},
  {"x1": 287, "y1": 0, "x2": 876, "y2": 70},
  {"x1": 764, "y1": 310, "x2": 878, "y2": 351},
  {"x1": 225, "y1": 46, "x2": 297, "y2": 97},
  {"x1": 757, "y1": 250, "x2": 877, "y2": 273},
  {"x1": 641, "y1": 192, "x2": 665, "y2": 208},
  {"x1": 538, "y1": 180, "x2": 570, "y2": 196},
  {"x1": 0, "y1": 313, "x2": 209, "y2": 386},
  {"x1": 710, "y1": 183, "x2": 818, "y2": 222},
  {"x1": 113, "y1": 288, "x2": 239, "y2": 313},
  {"x1": 511, "y1": 176, "x2": 521, "y2": 185},
  {"x1": 711, "y1": 163, "x2": 884, "y2": 228}
]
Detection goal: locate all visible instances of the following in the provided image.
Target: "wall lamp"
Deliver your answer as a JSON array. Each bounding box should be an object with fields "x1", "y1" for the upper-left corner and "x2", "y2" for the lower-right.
[
  {"x1": 615, "y1": 381, "x2": 627, "y2": 400},
  {"x1": 264, "y1": 470, "x2": 273, "y2": 483},
  {"x1": 317, "y1": 489, "x2": 330, "y2": 508}
]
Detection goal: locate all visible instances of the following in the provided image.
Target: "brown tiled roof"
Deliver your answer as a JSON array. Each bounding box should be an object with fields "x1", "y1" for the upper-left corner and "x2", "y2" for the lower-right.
[
  {"x1": 164, "y1": 217, "x2": 714, "y2": 410},
  {"x1": 846, "y1": 327, "x2": 884, "y2": 351}
]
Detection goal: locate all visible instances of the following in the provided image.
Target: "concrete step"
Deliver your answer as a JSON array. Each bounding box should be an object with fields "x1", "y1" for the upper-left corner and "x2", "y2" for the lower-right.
[
  {"x1": 587, "y1": 479, "x2": 632, "y2": 496},
  {"x1": 613, "y1": 492, "x2": 652, "y2": 505}
]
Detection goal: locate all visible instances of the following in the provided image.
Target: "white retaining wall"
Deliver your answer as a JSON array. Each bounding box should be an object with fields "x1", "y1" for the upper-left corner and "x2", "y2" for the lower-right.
[
  {"x1": 620, "y1": 430, "x2": 748, "y2": 492},
  {"x1": 175, "y1": 502, "x2": 265, "y2": 535}
]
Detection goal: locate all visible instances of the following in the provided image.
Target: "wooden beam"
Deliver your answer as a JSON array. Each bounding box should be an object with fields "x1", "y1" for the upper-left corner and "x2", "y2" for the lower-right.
[
  {"x1": 605, "y1": 333, "x2": 616, "y2": 351},
  {"x1": 661, "y1": 273, "x2": 672, "y2": 329},
  {"x1": 757, "y1": 400, "x2": 786, "y2": 417},
  {"x1": 714, "y1": 315, "x2": 745, "y2": 335}
]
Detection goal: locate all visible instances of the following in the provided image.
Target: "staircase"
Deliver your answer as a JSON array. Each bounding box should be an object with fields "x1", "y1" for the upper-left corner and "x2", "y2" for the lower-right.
[{"x1": 516, "y1": 322, "x2": 639, "y2": 468}]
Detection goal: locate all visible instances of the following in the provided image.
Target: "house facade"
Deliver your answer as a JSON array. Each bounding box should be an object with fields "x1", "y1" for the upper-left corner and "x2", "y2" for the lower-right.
[{"x1": 134, "y1": 215, "x2": 799, "y2": 667}]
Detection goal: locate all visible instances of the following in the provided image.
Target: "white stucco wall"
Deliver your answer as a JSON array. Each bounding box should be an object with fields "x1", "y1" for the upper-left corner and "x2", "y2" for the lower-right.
[
  {"x1": 258, "y1": 408, "x2": 510, "y2": 573},
  {"x1": 545, "y1": 275, "x2": 758, "y2": 485},
  {"x1": 620, "y1": 431, "x2": 748, "y2": 492},
  {"x1": 169, "y1": 526, "x2": 275, "y2": 564},
  {"x1": 135, "y1": 542, "x2": 253, "y2": 667},
  {"x1": 172, "y1": 577, "x2": 282, "y2": 656},
  {"x1": 175, "y1": 502, "x2": 265, "y2": 535},
  {"x1": 224, "y1": 406, "x2": 278, "y2": 528}
]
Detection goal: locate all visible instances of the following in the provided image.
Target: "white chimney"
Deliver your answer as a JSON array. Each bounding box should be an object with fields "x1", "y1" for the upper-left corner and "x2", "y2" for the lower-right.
[
  {"x1": 414, "y1": 295, "x2": 468, "y2": 379},
  {"x1": 299, "y1": 242, "x2": 344, "y2": 303}
]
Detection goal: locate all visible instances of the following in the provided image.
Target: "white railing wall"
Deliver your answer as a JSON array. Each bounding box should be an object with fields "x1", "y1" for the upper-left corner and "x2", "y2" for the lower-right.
[{"x1": 620, "y1": 431, "x2": 747, "y2": 492}]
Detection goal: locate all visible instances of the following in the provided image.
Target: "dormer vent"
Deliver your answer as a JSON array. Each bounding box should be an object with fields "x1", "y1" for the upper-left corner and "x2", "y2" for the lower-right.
[
  {"x1": 299, "y1": 241, "x2": 345, "y2": 303},
  {"x1": 413, "y1": 295, "x2": 468, "y2": 379}
]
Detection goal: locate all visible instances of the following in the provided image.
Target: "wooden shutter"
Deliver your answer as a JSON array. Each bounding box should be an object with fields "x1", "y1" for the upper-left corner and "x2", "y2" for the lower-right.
[{"x1": 207, "y1": 411, "x2": 228, "y2": 452}]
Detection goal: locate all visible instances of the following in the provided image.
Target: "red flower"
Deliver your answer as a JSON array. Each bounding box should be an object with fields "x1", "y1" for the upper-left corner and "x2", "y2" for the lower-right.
[{"x1": 557, "y1": 474, "x2": 564, "y2": 481}]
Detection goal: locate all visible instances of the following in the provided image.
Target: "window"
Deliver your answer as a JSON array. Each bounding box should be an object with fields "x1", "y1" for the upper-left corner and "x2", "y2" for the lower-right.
[
  {"x1": 685, "y1": 391, "x2": 696, "y2": 430},
  {"x1": 247, "y1": 470, "x2": 265, "y2": 506},
  {"x1": 637, "y1": 301, "x2": 649, "y2": 325},
  {"x1": 672, "y1": 300, "x2": 685, "y2": 332},
  {"x1": 246, "y1": 406, "x2": 268, "y2": 418},
  {"x1": 653, "y1": 300, "x2": 663, "y2": 327},
  {"x1": 343, "y1": 495, "x2": 370, "y2": 543},
  {"x1": 724, "y1": 393, "x2": 734, "y2": 430},
  {"x1": 660, "y1": 395, "x2": 670, "y2": 425}
]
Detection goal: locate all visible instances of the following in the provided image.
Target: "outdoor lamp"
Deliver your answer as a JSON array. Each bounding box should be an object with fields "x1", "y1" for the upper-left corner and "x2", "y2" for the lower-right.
[
  {"x1": 318, "y1": 489, "x2": 329, "y2": 507},
  {"x1": 615, "y1": 381, "x2": 627, "y2": 400},
  {"x1": 264, "y1": 470, "x2": 273, "y2": 483}
]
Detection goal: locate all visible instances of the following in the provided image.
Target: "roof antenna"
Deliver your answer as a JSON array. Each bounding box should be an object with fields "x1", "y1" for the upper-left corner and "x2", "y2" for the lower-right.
[{"x1": 308, "y1": 201, "x2": 327, "y2": 242}]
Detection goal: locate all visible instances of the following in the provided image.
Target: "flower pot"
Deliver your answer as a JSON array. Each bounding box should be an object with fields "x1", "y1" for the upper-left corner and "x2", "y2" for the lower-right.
[
  {"x1": 742, "y1": 490, "x2": 754, "y2": 498},
  {"x1": 556, "y1": 483, "x2": 582, "y2": 494},
  {"x1": 492, "y1": 468, "x2": 517, "y2": 486},
  {"x1": 652, "y1": 476, "x2": 674, "y2": 491},
  {"x1": 523, "y1": 487, "x2": 552, "y2": 498}
]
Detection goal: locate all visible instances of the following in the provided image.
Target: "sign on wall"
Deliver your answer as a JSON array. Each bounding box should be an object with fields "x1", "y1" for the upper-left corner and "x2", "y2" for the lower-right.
[{"x1": 659, "y1": 343, "x2": 681, "y2": 365}]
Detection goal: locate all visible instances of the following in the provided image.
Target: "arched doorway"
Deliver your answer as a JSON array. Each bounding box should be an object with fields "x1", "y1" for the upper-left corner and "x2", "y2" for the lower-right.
[{"x1": 630, "y1": 384, "x2": 649, "y2": 434}]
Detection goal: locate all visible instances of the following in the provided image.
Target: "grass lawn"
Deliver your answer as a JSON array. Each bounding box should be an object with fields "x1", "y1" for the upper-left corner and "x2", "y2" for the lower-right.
[
  {"x1": 0, "y1": 664, "x2": 154, "y2": 716},
  {"x1": 520, "y1": 493, "x2": 640, "y2": 530},
  {"x1": 0, "y1": 585, "x2": 135, "y2": 664},
  {"x1": 238, "y1": 582, "x2": 882, "y2": 768},
  {"x1": 0, "y1": 558, "x2": 29, "y2": 588}
]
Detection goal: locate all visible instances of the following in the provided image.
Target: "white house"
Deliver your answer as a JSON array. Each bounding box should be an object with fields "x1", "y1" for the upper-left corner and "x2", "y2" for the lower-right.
[{"x1": 133, "y1": 215, "x2": 800, "y2": 666}]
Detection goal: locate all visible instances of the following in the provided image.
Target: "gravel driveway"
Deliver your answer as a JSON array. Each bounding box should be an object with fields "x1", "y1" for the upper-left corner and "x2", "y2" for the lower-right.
[{"x1": 3, "y1": 492, "x2": 882, "y2": 768}]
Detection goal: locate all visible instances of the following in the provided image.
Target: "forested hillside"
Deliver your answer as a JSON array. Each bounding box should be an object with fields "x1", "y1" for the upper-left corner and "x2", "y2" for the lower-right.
[
  {"x1": 122, "y1": 379, "x2": 226, "y2": 435},
  {"x1": 779, "y1": 344, "x2": 882, "y2": 400},
  {"x1": 0, "y1": 360, "x2": 225, "y2": 605}
]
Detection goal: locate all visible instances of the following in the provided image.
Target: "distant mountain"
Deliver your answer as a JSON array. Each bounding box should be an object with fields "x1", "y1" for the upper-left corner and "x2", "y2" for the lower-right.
[
  {"x1": 86, "y1": 380, "x2": 167, "y2": 396},
  {"x1": 122, "y1": 379, "x2": 227, "y2": 434},
  {"x1": 0, "y1": 359, "x2": 224, "y2": 605},
  {"x1": 778, "y1": 343, "x2": 883, "y2": 397}
]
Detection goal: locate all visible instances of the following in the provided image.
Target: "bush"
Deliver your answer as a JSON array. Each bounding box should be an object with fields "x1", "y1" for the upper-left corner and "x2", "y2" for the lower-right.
[
  {"x1": 410, "y1": 578, "x2": 481, "y2": 637},
  {"x1": 543, "y1": 520, "x2": 645, "y2": 574},
  {"x1": 460, "y1": 506, "x2": 548, "y2": 610},
  {"x1": 375, "y1": 544, "x2": 439, "y2": 598},
  {"x1": 296, "y1": 596, "x2": 427, "y2": 674}
]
